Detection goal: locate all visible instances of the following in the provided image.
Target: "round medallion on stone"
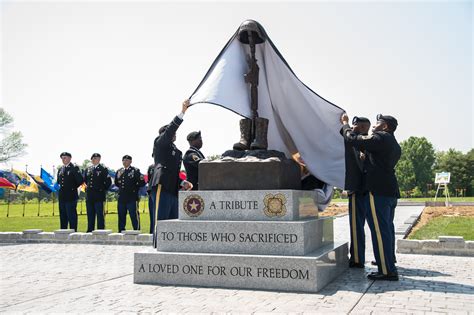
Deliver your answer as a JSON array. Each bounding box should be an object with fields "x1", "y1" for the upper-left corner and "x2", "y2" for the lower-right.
[
  {"x1": 183, "y1": 194, "x2": 205, "y2": 217},
  {"x1": 263, "y1": 193, "x2": 287, "y2": 217}
]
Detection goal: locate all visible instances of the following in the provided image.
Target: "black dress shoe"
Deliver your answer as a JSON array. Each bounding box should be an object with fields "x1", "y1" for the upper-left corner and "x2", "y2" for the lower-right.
[
  {"x1": 349, "y1": 261, "x2": 365, "y2": 268},
  {"x1": 367, "y1": 272, "x2": 399, "y2": 281}
]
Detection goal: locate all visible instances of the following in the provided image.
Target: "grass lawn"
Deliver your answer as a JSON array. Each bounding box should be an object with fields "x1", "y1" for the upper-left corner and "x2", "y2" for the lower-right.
[
  {"x1": 408, "y1": 216, "x2": 474, "y2": 240},
  {"x1": 0, "y1": 199, "x2": 151, "y2": 233}
]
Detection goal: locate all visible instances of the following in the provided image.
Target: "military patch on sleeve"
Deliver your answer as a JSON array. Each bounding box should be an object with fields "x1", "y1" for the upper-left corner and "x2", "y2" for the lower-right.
[{"x1": 192, "y1": 154, "x2": 199, "y2": 161}]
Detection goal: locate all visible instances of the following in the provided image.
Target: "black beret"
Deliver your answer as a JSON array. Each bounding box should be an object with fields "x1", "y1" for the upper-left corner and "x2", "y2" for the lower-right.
[
  {"x1": 377, "y1": 114, "x2": 398, "y2": 131},
  {"x1": 60, "y1": 152, "x2": 71, "y2": 158},
  {"x1": 90, "y1": 153, "x2": 101, "y2": 159},
  {"x1": 122, "y1": 155, "x2": 132, "y2": 161},
  {"x1": 352, "y1": 116, "x2": 370, "y2": 125},
  {"x1": 187, "y1": 131, "x2": 201, "y2": 142}
]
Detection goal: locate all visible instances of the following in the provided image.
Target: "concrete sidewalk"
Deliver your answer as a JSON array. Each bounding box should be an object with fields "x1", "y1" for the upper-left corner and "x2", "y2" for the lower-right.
[{"x1": 0, "y1": 206, "x2": 473, "y2": 314}]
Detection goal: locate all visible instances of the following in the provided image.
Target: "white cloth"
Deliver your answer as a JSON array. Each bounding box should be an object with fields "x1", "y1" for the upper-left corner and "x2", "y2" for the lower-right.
[
  {"x1": 313, "y1": 185, "x2": 334, "y2": 212},
  {"x1": 190, "y1": 23, "x2": 346, "y2": 188}
]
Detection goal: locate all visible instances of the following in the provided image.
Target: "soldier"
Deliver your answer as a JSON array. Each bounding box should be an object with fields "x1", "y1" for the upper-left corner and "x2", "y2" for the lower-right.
[
  {"x1": 340, "y1": 116, "x2": 371, "y2": 268},
  {"x1": 57, "y1": 152, "x2": 84, "y2": 231},
  {"x1": 149, "y1": 100, "x2": 193, "y2": 243},
  {"x1": 115, "y1": 155, "x2": 146, "y2": 232},
  {"x1": 84, "y1": 153, "x2": 112, "y2": 232},
  {"x1": 341, "y1": 113, "x2": 401, "y2": 281},
  {"x1": 183, "y1": 131, "x2": 205, "y2": 190}
]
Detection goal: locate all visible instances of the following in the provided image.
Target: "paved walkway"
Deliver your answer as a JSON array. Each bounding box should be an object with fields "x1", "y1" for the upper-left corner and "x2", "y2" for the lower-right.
[{"x1": 1, "y1": 206, "x2": 473, "y2": 314}]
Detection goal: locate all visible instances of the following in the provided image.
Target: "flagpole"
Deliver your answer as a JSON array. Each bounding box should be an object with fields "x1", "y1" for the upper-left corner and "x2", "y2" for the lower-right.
[
  {"x1": 22, "y1": 193, "x2": 26, "y2": 217},
  {"x1": 37, "y1": 165, "x2": 41, "y2": 216},
  {"x1": 52, "y1": 165, "x2": 55, "y2": 216},
  {"x1": 6, "y1": 189, "x2": 10, "y2": 218}
]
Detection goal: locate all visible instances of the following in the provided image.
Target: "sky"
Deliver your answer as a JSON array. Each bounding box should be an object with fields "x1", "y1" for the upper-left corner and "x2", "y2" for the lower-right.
[{"x1": 1, "y1": 0, "x2": 472, "y2": 177}]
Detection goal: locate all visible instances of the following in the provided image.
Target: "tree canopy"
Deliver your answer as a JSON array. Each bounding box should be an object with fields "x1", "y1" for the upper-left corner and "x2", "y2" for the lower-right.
[{"x1": 0, "y1": 108, "x2": 27, "y2": 163}]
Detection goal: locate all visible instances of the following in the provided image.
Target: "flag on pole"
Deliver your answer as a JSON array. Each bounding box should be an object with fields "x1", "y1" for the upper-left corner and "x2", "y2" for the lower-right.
[
  {"x1": 40, "y1": 168, "x2": 59, "y2": 192},
  {"x1": 12, "y1": 169, "x2": 39, "y2": 193},
  {"x1": 0, "y1": 170, "x2": 20, "y2": 187},
  {"x1": 28, "y1": 172, "x2": 53, "y2": 194},
  {"x1": 0, "y1": 177, "x2": 15, "y2": 190}
]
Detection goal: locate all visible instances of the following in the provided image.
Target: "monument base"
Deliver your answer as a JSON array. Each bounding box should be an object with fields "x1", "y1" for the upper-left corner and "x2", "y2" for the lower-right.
[
  {"x1": 134, "y1": 242, "x2": 348, "y2": 293},
  {"x1": 199, "y1": 157, "x2": 301, "y2": 191}
]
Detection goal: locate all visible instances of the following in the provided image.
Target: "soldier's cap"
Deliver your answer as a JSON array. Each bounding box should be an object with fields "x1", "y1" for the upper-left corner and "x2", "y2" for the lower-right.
[
  {"x1": 90, "y1": 153, "x2": 101, "y2": 159},
  {"x1": 352, "y1": 116, "x2": 370, "y2": 125},
  {"x1": 377, "y1": 114, "x2": 398, "y2": 131},
  {"x1": 122, "y1": 155, "x2": 132, "y2": 161},
  {"x1": 187, "y1": 131, "x2": 201, "y2": 142},
  {"x1": 60, "y1": 152, "x2": 72, "y2": 158},
  {"x1": 159, "y1": 125, "x2": 168, "y2": 135}
]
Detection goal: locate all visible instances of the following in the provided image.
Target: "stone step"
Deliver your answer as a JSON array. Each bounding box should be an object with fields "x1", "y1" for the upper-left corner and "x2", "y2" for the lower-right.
[
  {"x1": 155, "y1": 217, "x2": 334, "y2": 256},
  {"x1": 134, "y1": 242, "x2": 348, "y2": 293},
  {"x1": 178, "y1": 190, "x2": 319, "y2": 221}
]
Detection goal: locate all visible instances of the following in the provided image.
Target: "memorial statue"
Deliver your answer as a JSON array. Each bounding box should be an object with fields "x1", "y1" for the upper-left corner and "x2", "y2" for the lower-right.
[{"x1": 233, "y1": 20, "x2": 269, "y2": 151}]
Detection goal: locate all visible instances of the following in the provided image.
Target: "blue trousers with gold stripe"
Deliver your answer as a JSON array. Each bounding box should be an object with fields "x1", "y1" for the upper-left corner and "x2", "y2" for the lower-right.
[
  {"x1": 348, "y1": 192, "x2": 368, "y2": 265},
  {"x1": 117, "y1": 201, "x2": 140, "y2": 232},
  {"x1": 366, "y1": 192, "x2": 397, "y2": 274}
]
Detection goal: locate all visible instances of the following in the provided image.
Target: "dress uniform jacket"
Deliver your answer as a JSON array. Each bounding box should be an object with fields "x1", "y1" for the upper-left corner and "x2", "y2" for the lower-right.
[
  {"x1": 150, "y1": 116, "x2": 183, "y2": 196},
  {"x1": 340, "y1": 128, "x2": 366, "y2": 192},
  {"x1": 57, "y1": 163, "x2": 84, "y2": 202},
  {"x1": 341, "y1": 124, "x2": 401, "y2": 197},
  {"x1": 84, "y1": 164, "x2": 112, "y2": 202},
  {"x1": 183, "y1": 146, "x2": 205, "y2": 190},
  {"x1": 115, "y1": 166, "x2": 146, "y2": 203}
]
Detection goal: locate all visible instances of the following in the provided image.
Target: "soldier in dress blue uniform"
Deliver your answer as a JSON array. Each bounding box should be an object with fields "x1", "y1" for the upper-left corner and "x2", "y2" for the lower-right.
[
  {"x1": 57, "y1": 152, "x2": 84, "y2": 231},
  {"x1": 149, "y1": 100, "x2": 193, "y2": 246},
  {"x1": 341, "y1": 113, "x2": 401, "y2": 281},
  {"x1": 340, "y1": 116, "x2": 371, "y2": 268},
  {"x1": 115, "y1": 155, "x2": 146, "y2": 232},
  {"x1": 84, "y1": 153, "x2": 112, "y2": 232},
  {"x1": 183, "y1": 131, "x2": 205, "y2": 190}
]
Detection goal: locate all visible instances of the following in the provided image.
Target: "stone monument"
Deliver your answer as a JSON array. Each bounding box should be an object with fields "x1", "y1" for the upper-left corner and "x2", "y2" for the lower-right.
[{"x1": 134, "y1": 20, "x2": 348, "y2": 293}]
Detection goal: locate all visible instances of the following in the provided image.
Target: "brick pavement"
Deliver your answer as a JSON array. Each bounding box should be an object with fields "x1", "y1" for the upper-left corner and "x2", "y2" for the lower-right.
[{"x1": 0, "y1": 206, "x2": 473, "y2": 314}]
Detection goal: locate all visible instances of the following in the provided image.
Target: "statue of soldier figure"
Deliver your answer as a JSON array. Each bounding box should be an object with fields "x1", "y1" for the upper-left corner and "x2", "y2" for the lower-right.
[{"x1": 233, "y1": 20, "x2": 269, "y2": 151}]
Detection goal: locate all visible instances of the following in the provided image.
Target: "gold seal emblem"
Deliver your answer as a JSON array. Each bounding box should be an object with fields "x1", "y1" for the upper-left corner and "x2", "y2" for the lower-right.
[
  {"x1": 263, "y1": 193, "x2": 287, "y2": 217},
  {"x1": 183, "y1": 194, "x2": 205, "y2": 217}
]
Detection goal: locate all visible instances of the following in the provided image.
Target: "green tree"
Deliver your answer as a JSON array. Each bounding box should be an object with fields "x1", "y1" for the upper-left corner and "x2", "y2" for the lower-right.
[
  {"x1": 395, "y1": 158, "x2": 416, "y2": 192},
  {"x1": 0, "y1": 108, "x2": 27, "y2": 163},
  {"x1": 434, "y1": 149, "x2": 473, "y2": 196},
  {"x1": 396, "y1": 137, "x2": 435, "y2": 193}
]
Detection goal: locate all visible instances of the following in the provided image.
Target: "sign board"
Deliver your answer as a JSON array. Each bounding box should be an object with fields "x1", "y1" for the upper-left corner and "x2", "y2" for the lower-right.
[{"x1": 435, "y1": 172, "x2": 450, "y2": 184}]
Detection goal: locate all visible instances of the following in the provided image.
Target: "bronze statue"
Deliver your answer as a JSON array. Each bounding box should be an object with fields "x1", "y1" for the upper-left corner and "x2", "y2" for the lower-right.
[{"x1": 233, "y1": 20, "x2": 269, "y2": 151}]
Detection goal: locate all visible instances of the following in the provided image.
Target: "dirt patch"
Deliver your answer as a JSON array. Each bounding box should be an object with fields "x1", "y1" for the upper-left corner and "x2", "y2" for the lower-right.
[
  {"x1": 409, "y1": 206, "x2": 474, "y2": 235},
  {"x1": 320, "y1": 204, "x2": 348, "y2": 217}
]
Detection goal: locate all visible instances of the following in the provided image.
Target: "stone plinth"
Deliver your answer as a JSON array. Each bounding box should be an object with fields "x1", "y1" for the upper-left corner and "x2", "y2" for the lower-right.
[
  {"x1": 199, "y1": 159, "x2": 301, "y2": 190},
  {"x1": 179, "y1": 190, "x2": 319, "y2": 221},
  {"x1": 155, "y1": 217, "x2": 333, "y2": 256},
  {"x1": 134, "y1": 242, "x2": 348, "y2": 293}
]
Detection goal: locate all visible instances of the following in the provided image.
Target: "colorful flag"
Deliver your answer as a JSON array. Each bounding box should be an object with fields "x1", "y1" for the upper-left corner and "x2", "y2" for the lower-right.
[
  {"x1": 0, "y1": 177, "x2": 15, "y2": 190},
  {"x1": 0, "y1": 170, "x2": 20, "y2": 187},
  {"x1": 28, "y1": 172, "x2": 53, "y2": 194},
  {"x1": 40, "y1": 168, "x2": 58, "y2": 192},
  {"x1": 12, "y1": 169, "x2": 39, "y2": 193}
]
